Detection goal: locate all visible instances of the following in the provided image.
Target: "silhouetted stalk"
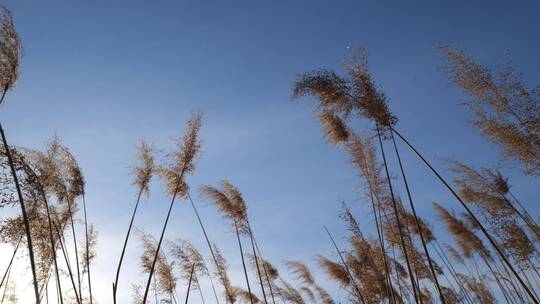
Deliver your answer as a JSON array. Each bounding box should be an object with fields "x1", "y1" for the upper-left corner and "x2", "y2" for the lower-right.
[
  {"x1": 42, "y1": 195, "x2": 64, "y2": 304},
  {"x1": 438, "y1": 266, "x2": 465, "y2": 304},
  {"x1": 1, "y1": 262, "x2": 12, "y2": 304},
  {"x1": 376, "y1": 127, "x2": 420, "y2": 304},
  {"x1": 204, "y1": 265, "x2": 219, "y2": 304},
  {"x1": 153, "y1": 277, "x2": 158, "y2": 304},
  {"x1": 0, "y1": 123, "x2": 40, "y2": 303},
  {"x1": 253, "y1": 238, "x2": 277, "y2": 304},
  {"x1": 187, "y1": 192, "x2": 231, "y2": 303},
  {"x1": 529, "y1": 266, "x2": 540, "y2": 291},
  {"x1": 0, "y1": 234, "x2": 21, "y2": 290},
  {"x1": 37, "y1": 220, "x2": 72, "y2": 302},
  {"x1": 40, "y1": 272, "x2": 54, "y2": 304},
  {"x1": 142, "y1": 169, "x2": 185, "y2": 303},
  {"x1": 481, "y1": 256, "x2": 514, "y2": 304},
  {"x1": 471, "y1": 256, "x2": 496, "y2": 300},
  {"x1": 22, "y1": 163, "x2": 65, "y2": 304},
  {"x1": 184, "y1": 263, "x2": 195, "y2": 304},
  {"x1": 369, "y1": 190, "x2": 395, "y2": 304},
  {"x1": 323, "y1": 225, "x2": 366, "y2": 304},
  {"x1": 389, "y1": 130, "x2": 446, "y2": 303},
  {"x1": 431, "y1": 242, "x2": 474, "y2": 304},
  {"x1": 494, "y1": 257, "x2": 527, "y2": 304},
  {"x1": 391, "y1": 127, "x2": 539, "y2": 304},
  {"x1": 53, "y1": 221, "x2": 81, "y2": 304},
  {"x1": 65, "y1": 198, "x2": 82, "y2": 301},
  {"x1": 82, "y1": 195, "x2": 93, "y2": 304},
  {"x1": 385, "y1": 210, "x2": 405, "y2": 302},
  {"x1": 197, "y1": 254, "x2": 217, "y2": 304},
  {"x1": 113, "y1": 188, "x2": 144, "y2": 304},
  {"x1": 520, "y1": 269, "x2": 540, "y2": 301},
  {"x1": 247, "y1": 222, "x2": 268, "y2": 304},
  {"x1": 198, "y1": 284, "x2": 206, "y2": 304},
  {"x1": 235, "y1": 221, "x2": 254, "y2": 304}
]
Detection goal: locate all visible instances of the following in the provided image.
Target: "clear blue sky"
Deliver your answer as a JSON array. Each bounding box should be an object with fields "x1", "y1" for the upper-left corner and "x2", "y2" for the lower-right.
[{"x1": 1, "y1": 0, "x2": 539, "y2": 302}]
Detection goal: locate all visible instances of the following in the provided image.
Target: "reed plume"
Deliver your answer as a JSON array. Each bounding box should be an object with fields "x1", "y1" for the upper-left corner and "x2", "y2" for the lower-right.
[
  {"x1": 433, "y1": 203, "x2": 489, "y2": 259},
  {"x1": 61, "y1": 144, "x2": 89, "y2": 303},
  {"x1": 276, "y1": 278, "x2": 304, "y2": 304},
  {"x1": 294, "y1": 48, "x2": 538, "y2": 301},
  {"x1": 201, "y1": 181, "x2": 257, "y2": 303},
  {"x1": 460, "y1": 274, "x2": 495, "y2": 304},
  {"x1": 247, "y1": 253, "x2": 279, "y2": 304},
  {"x1": 449, "y1": 160, "x2": 537, "y2": 268},
  {"x1": 292, "y1": 48, "x2": 397, "y2": 132},
  {"x1": 286, "y1": 260, "x2": 336, "y2": 304},
  {"x1": 169, "y1": 239, "x2": 213, "y2": 302},
  {"x1": 316, "y1": 254, "x2": 350, "y2": 287},
  {"x1": 233, "y1": 286, "x2": 261, "y2": 304},
  {"x1": 138, "y1": 231, "x2": 177, "y2": 303},
  {"x1": 441, "y1": 44, "x2": 540, "y2": 176},
  {"x1": 79, "y1": 224, "x2": 97, "y2": 274},
  {"x1": 318, "y1": 110, "x2": 350, "y2": 145},
  {"x1": 0, "y1": 5, "x2": 21, "y2": 100}
]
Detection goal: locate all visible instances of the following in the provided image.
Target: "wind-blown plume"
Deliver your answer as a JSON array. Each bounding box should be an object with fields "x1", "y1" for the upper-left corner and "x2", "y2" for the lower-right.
[
  {"x1": 441, "y1": 44, "x2": 540, "y2": 176},
  {"x1": 433, "y1": 203, "x2": 489, "y2": 258},
  {"x1": 158, "y1": 111, "x2": 203, "y2": 198},
  {"x1": 0, "y1": 5, "x2": 21, "y2": 97}
]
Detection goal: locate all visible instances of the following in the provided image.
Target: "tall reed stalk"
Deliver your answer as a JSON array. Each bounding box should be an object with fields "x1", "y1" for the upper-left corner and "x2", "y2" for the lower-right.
[
  {"x1": 184, "y1": 263, "x2": 195, "y2": 304},
  {"x1": 376, "y1": 127, "x2": 420, "y2": 304},
  {"x1": 82, "y1": 194, "x2": 93, "y2": 304},
  {"x1": 390, "y1": 130, "x2": 446, "y2": 303},
  {"x1": 187, "y1": 191, "x2": 233, "y2": 303},
  {"x1": 323, "y1": 225, "x2": 366, "y2": 304},
  {"x1": 113, "y1": 140, "x2": 154, "y2": 303},
  {"x1": 53, "y1": 221, "x2": 81, "y2": 304},
  {"x1": 0, "y1": 125, "x2": 40, "y2": 303},
  {"x1": 0, "y1": 234, "x2": 21, "y2": 290},
  {"x1": 142, "y1": 112, "x2": 202, "y2": 303},
  {"x1": 235, "y1": 220, "x2": 254, "y2": 304},
  {"x1": 201, "y1": 181, "x2": 259, "y2": 304},
  {"x1": 21, "y1": 158, "x2": 65, "y2": 304}
]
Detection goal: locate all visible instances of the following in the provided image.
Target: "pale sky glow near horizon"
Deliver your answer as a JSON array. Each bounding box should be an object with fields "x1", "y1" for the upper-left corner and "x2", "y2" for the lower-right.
[{"x1": 1, "y1": 1, "x2": 539, "y2": 303}]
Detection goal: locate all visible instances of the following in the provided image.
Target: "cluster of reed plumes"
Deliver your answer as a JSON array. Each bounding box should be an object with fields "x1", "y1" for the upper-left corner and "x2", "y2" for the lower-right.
[
  {"x1": 1, "y1": 4, "x2": 540, "y2": 304},
  {"x1": 290, "y1": 45, "x2": 540, "y2": 304}
]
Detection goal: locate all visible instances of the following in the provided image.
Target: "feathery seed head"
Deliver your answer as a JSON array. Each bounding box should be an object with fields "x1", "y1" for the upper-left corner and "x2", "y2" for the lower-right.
[
  {"x1": 318, "y1": 110, "x2": 350, "y2": 145},
  {"x1": 159, "y1": 112, "x2": 203, "y2": 198},
  {"x1": 132, "y1": 140, "x2": 155, "y2": 196},
  {"x1": 0, "y1": 5, "x2": 21, "y2": 96}
]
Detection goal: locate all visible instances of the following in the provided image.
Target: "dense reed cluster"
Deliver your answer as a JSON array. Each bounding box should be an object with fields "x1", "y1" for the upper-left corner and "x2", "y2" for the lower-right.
[{"x1": 1, "y1": 4, "x2": 540, "y2": 304}]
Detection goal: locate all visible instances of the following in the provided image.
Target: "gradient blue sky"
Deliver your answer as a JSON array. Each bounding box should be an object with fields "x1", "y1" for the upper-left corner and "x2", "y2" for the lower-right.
[{"x1": 1, "y1": 0, "x2": 539, "y2": 302}]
